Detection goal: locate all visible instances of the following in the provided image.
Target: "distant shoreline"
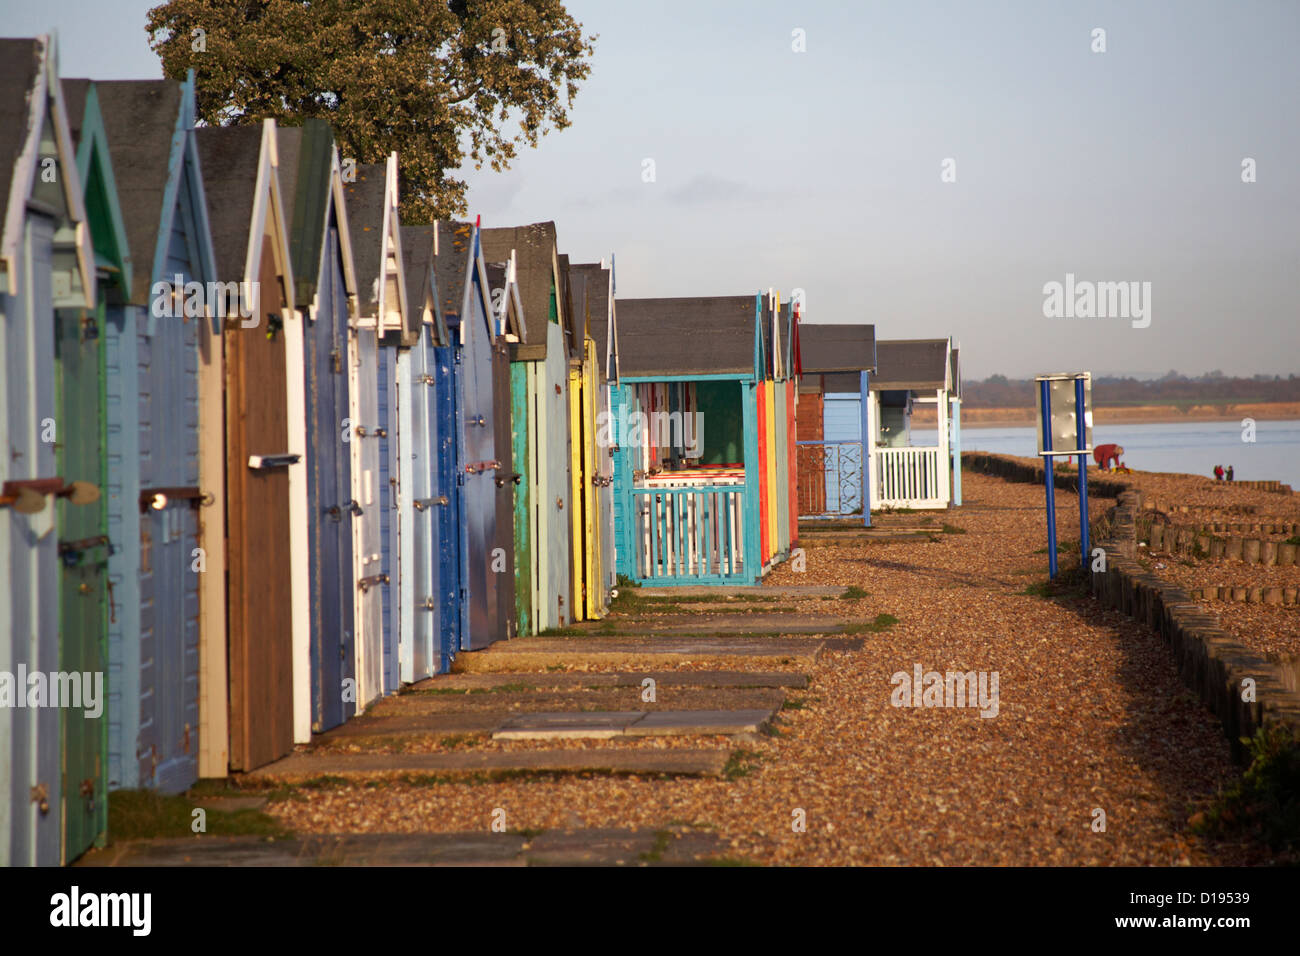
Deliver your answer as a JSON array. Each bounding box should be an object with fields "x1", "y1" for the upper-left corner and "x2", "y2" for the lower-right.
[{"x1": 911, "y1": 401, "x2": 1300, "y2": 429}]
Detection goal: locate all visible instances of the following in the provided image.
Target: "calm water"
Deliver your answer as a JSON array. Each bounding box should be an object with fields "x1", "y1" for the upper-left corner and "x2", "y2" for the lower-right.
[{"x1": 917, "y1": 420, "x2": 1300, "y2": 488}]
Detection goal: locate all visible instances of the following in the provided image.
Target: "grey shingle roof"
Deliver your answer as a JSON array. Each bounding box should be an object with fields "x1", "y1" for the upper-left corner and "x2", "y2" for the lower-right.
[
  {"x1": 401, "y1": 224, "x2": 435, "y2": 315},
  {"x1": 798, "y1": 322, "x2": 876, "y2": 375},
  {"x1": 342, "y1": 163, "x2": 386, "y2": 314},
  {"x1": 871, "y1": 338, "x2": 951, "y2": 392},
  {"x1": 433, "y1": 219, "x2": 473, "y2": 321},
  {"x1": 615, "y1": 295, "x2": 756, "y2": 377},
  {"x1": 92, "y1": 80, "x2": 184, "y2": 303},
  {"x1": 194, "y1": 125, "x2": 263, "y2": 283},
  {"x1": 479, "y1": 222, "x2": 556, "y2": 351},
  {"x1": 570, "y1": 262, "x2": 610, "y2": 377},
  {"x1": 0, "y1": 39, "x2": 43, "y2": 251}
]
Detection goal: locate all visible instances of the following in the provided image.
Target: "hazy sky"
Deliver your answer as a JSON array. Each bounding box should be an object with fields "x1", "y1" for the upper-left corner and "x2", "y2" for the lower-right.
[{"x1": 9, "y1": 0, "x2": 1297, "y2": 379}]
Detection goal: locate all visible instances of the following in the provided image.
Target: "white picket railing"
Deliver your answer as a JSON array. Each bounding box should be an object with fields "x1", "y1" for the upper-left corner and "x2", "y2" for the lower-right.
[{"x1": 873, "y1": 445, "x2": 948, "y2": 509}]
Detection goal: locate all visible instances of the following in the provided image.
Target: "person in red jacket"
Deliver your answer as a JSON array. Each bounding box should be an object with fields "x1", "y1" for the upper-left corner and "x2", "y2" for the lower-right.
[
  {"x1": 1214, "y1": 464, "x2": 1224, "y2": 481},
  {"x1": 1093, "y1": 443, "x2": 1124, "y2": 471}
]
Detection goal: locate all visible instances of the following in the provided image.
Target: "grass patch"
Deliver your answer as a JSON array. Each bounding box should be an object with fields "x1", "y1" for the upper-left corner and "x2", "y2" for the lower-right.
[
  {"x1": 841, "y1": 585, "x2": 870, "y2": 600},
  {"x1": 414, "y1": 686, "x2": 492, "y2": 696},
  {"x1": 941, "y1": 523, "x2": 967, "y2": 535},
  {"x1": 1193, "y1": 724, "x2": 1300, "y2": 859},
  {"x1": 639, "y1": 829, "x2": 673, "y2": 863},
  {"x1": 508, "y1": 827, "x2": 546, "y2": 839},
  {"x1": 1033, "y1": 540, "x2": 1079, "y2": 555},
  {"x1": 1286, "y1": 536, "x2": 1300, "y2": 547},
  {"x1": 1019, "y1": 568, "x2": 1089, "y2": 600},
  {"x1": 781, "y1": 697, "x2": 805, "y2": 711},
  {"x1": 723, "y1": 749, "x2": 764, "y2": 781},
  {"x1": 108, "y1": 789, "x2": 292, "y2": 842},
  {"x1": 539, "y1": 626, "x2": 583, "y2": 637},
  {"x1": 438, "y1": 734, "x2": 484, "y2": 749},
  {"x1": 843, "y1": 613, "x2": 899, "y2": 634}
]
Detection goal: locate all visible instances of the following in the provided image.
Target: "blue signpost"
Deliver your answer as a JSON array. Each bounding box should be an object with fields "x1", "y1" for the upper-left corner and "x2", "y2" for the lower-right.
[{"x1": 1036, "y1": 373, "x2": 1092, "y2": 580}]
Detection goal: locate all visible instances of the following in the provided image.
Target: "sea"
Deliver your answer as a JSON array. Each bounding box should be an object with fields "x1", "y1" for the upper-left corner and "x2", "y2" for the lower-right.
[{"x1": 915, "y1": 419, "x2": 1300, "y2": 489}]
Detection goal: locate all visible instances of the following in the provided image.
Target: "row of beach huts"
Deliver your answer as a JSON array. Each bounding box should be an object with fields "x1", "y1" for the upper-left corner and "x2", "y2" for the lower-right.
[{"x1": 1, "y1": 36, "x2": 962, "y2": 865}]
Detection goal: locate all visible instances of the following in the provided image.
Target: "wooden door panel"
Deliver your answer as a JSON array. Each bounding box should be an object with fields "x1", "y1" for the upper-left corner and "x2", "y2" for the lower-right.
[{"x1": 226, "y1": 238, "x2": 293, "y2": 771}]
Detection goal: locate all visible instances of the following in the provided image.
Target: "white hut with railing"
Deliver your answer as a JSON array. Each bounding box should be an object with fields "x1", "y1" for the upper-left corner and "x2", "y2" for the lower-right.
[{"x1": 867, "y1": 338, "x2": 959, "y2": 510}]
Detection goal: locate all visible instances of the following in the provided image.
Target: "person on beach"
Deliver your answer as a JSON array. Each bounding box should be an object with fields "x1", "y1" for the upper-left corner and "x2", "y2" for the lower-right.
[
  {"x1": 1214, "y1": 464, "x2": 1224, "y2": 481},
  {"x1": 1227, "y1": 465, "x2": 1235, "y2": 481}
]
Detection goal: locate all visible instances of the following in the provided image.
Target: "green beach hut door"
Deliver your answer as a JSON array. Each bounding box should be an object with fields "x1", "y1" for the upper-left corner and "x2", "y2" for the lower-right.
[{"x1": 55, "y1": 300, "x2": 108, "y2": 861}]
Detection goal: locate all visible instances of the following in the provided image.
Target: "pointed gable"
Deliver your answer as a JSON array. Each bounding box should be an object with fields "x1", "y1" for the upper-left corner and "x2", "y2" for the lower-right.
[{"x1": 0, "y1": 36, "x2": 94, "y2": 305}]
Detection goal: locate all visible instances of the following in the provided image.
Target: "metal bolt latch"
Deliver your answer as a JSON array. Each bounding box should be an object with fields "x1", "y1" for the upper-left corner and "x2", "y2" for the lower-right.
[{"x1": 31, "y1": 784, "x2": 49, "y2": 815}]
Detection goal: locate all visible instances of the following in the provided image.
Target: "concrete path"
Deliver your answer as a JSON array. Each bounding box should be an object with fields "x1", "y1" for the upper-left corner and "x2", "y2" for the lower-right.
[
  {"x1": 245, "y1": 748, "x2": 731, "y2": 779},
  {"x1": 452, "y1": 636, "x2": 823, "y2": 672},
  {"x1": 406, "y1": 671, "x2": 809, "y2": 691},
  {"x1": 492, "y1": 708, "x2": 773, "y2": 740},
  {"x1": 78, "y1": 828, "x2": 725, "y2": 867}
]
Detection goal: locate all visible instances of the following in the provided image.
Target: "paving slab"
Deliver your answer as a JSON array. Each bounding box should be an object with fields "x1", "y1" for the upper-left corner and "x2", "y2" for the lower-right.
[
  {"x1": 77, "y1": 829, "x2": 727, "y2": 867},
  {"x1": 407, "y1": 670, "x2": 808, "y2": 691},
  {"x1": 492, "y1": 711, "x2": 643, "y2": 740},
  {"x1": 524, "y1": 828, "x2": 724, "y2": 866},
  {"x1": 321, "y1": 713, "x2": 500, "y2": 737},
  {"x1": 76, "y1": 833, "x2": 528, "y2": 867},
  {"x1": 578, "y1": 613, "x2": 845, "y2": 634},
  {"x1": 452, "y1": 636, "x2": 823, "y2": 673},
  {"x1": 245, "y1": 748, "x2": 731, "y2": 779},
  {"x1": 636, "y1": 585, "x2": 845, "y2": 598},
  {"x1": 623, "y1": 709, "x2": 773, "y2": 737}
]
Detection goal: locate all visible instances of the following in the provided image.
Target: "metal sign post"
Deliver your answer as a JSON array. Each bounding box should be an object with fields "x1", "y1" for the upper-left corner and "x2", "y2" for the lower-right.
[{"x1": 1035, "y1": 372, "x2": 1093, "y2": 580}]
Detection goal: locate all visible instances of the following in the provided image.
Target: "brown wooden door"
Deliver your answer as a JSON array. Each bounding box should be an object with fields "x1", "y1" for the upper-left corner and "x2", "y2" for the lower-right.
[{"x1": 225, "y1": 237, "x2": 294, "y2": 771}]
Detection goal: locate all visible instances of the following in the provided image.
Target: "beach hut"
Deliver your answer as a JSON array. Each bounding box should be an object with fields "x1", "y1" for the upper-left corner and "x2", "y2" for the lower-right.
[
  {"x1": 433, "y1": 220, "x2": 506, "y2": 648},
  {"x1": 485, "y1": 257, "x2": 521, "y2": 644},
  {"x1": 795, "y1": 322, "x2": 877, "y2": 521},
  {"x1": 950, "y1": 345, "x2": 963, "y2": 506},
  {"x1": 277, "y1": 120, "x2": 360, "y2": 733},
  {"x1": 611, "y1": 294, "x2": 787, "y2": 586},
  {"x1": 399, "y1": 224, "x2": 461, "y2": 677},
  {"x1": 569, "y1": 261, "x2": 617, "y2": 615},
  {"x1": 479, "y1": 223, "x2": 572, "y2": 632},
  {"x1": 343, "y1": 158, "x2": 404, "y2": 706},
  {"x1": 89, "y1": 77, "x2": 220, "y2": 789},
  {"x1": 57, "y1": 78, "x2": 126, "y2": 861},
  {"x1": 0, "y1": 36, "x2": 97, "y2": 866},
  {"x1": 194, "y1": 120, "x2": 299, "y2": 773},
  {"x1": 867, "y1": 338, "x2": 957, "y2": 510}
]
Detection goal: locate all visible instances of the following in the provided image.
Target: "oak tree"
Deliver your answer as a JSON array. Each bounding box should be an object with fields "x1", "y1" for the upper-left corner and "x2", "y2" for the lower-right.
[{"x1": 147, "y1": 0, "x2": 594, "y2": 222}]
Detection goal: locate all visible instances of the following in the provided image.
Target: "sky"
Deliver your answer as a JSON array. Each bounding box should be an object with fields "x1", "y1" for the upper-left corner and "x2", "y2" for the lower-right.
[{"x1": 7, "y1": 0, "x2": 1297, "y2": 380}]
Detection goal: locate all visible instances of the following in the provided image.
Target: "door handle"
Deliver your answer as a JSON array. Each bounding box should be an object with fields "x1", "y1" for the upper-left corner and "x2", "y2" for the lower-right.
[{"x1": 248, "y1": 454, "x2": 301, "y2": 470}]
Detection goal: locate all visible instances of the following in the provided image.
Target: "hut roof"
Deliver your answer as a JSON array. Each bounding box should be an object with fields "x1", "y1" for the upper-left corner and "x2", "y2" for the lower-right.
[
  {"x1": 433, "y1": 219, "x2": 474, "y2": 320},
  {"x1": 0, "y1": 39, "x2": 41, "y2": 238},
  {"x1": 194, "y1": 125, "x2": 264, "y2": 283},
  {"x1": 88, "y1": 80, "x2": 184, "y2": 303},
  {"x1": 569, "y1": 262, "x2": 611, "y2": 372},
  {"x1": 275, "y1": 122, "x2": 339, "y2": 307},
  {"x1": 799, "y1": 323, "x2": 876, "y2": 374},
  {"x1": 870, "y1": 338, "x2": 951, "y2": 393},
  {"x1": 479, "y1": 221, "x2": 557, "y2": 350},
  {"x1": 615, "y1": 295, "x2": 756, "y2": 377},
  {"x1": 342, "y1": 163, "x2": 388, "y2": 314}
]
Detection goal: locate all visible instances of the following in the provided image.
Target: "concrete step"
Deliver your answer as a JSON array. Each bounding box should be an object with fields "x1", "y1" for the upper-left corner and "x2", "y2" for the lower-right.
[
  {"x1": 245, "y1": 747, "x2": 732, "y2": 779},
  {"x1": 492, "y1": 708, "x2": 774, "y2": 740},
  {"x1": 451, "y1": 636, "x2": 824, "y2": 672},
  {"x1": 77, "y1": 828, "x2": 728, "y2": 867},
  {"x1": 571, "y1": 613, "x2": 846, "y2": 635},
  {"x1": 634, "y1": 585, "x2": 845, "y2": 598},
  {"x1": 407, "y1": 671, "x2": 809, "y2": 691}
]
